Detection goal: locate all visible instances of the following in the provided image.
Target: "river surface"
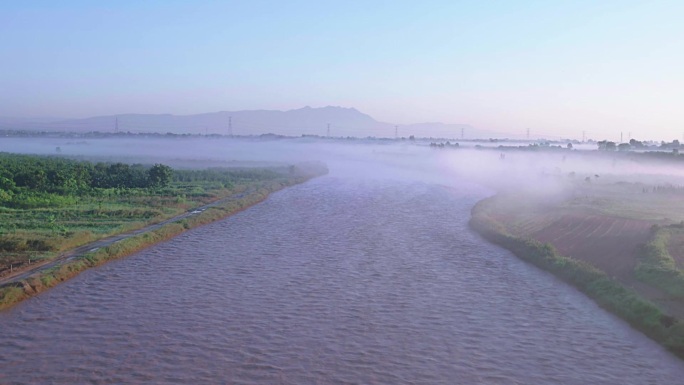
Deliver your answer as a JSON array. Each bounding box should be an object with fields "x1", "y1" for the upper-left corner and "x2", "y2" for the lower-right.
[{"x1": 2, "y1": 173, "x2": 684, "y2": 384}]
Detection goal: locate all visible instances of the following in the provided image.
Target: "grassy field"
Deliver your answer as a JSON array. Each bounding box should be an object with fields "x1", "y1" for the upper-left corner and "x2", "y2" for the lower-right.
[
  {"x1": 562, "y1": 180, "x2": 684, "y2": 222},
  {"x1": 0, "y1": 153, "x2": 321, "y2": 279},
  {"x1": 0, "y1": 182, "x2": 249, "y2": 276}
]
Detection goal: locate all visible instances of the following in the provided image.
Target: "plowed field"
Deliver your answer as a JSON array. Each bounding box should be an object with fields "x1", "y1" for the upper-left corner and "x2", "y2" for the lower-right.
[
  {"x1": 530, "y1": 213, "x2": 652, "y2": 279},
  {"x1": 495, "y1": 206, "x2": 684, "y2": 318}
]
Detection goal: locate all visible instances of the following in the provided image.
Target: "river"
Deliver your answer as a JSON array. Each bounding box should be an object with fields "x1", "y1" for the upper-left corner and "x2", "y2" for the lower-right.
[{"x1": 2, "y1": 166, "x2": 684, "y2": 384}]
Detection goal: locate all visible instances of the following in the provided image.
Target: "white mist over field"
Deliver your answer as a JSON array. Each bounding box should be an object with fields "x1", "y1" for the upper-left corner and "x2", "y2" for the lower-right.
[
  {"x1": 6, "y1": 137, "x2": 684, "y2": 385},
  {"x1": 1, "y1": 137, "x2": 682, "y2": 194}
]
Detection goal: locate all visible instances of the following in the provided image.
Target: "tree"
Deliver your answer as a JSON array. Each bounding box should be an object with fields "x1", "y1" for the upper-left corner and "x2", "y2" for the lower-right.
[
  {"x1": 598, "y1": 140, "x2": 616, "y2": 151},
  {"x1": 629, "y1": 139, "x2": 645, "y2": 149},
  {"x1": 0, "y1": 188, "x2": 12, "y2": 203},
  {"x1": 108, "y1": 163, "x2": 132, "y2": 188},
  {"x1": 618, "y1": 143, "x2": 631, "y2": 151},
  {"x1": 148, "y1": 164, "x2": 173, "y2": 188},
  {"x1": 0, "y1": 176, "x2": 16, "y2": 191}
]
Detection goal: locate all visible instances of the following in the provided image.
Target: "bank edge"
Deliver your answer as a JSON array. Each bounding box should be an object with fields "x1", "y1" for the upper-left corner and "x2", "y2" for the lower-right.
[
  {"x1": 469, "y1": 195, "x2": 684, "y2": 359},
  {"x1": 0, "y1": 167, "x2": 327, "y2": 311}
]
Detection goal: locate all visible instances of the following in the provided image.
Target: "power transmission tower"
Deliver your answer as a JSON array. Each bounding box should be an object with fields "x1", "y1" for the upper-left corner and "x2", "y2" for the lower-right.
[
  {"x1": 228, "y1": 116, "x2": 232, "y2": 136},
  {"x1": 395, "y1": 125, "x2": 398, "y2": 139},
  {"x1": 461, "y1": 127, "x2": 464, "y2": 139},
  {"x1": 526, "y1": 128, "x2": 530, "y2": 140},
  {"x1": 115, "y1": 117, "x2": 119, "y2": 132},
  {"x1": 582, "y1": 131, "x2": 586, "y2": 142},
  {"x1": 621, "y1": 132, "x2": 623, "y2": 143},
  {"x1": 327, "y1": 123, "x2": 330, "y2": 137}
]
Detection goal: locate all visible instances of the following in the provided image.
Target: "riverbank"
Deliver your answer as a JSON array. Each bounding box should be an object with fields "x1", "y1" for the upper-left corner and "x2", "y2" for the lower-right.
[
  {"x1": 0, "y1": 154, "x2": 307, "y2": 278},
  {"x1": 470, "y1": 191, "x2": 684, "y2": 358},
  {"x1": 0, "y1": 164, "x2": 327, "y2": 310}
]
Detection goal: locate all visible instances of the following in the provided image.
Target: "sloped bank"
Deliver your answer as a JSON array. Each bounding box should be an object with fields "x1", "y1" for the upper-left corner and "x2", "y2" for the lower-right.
[
  {"x1": 635, "y1": 224, "x2": 684, "y2": 298},
  {"x1": 469, "y1": 195, "x2": 684, "y2": 359},
  {"x1": 0, "y1": 166, "x2": 327, "y2": 311}
]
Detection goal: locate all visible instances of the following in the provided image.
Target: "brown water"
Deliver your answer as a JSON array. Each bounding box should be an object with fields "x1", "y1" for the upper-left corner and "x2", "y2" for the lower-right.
[{"x1": 2, "y1": 176, "x2": 684, "y2": 384}]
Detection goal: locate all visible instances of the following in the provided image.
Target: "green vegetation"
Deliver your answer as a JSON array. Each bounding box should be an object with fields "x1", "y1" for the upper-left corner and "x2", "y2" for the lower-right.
[
  {"x1": 470, "y1": 197, "x2": 684, "y2": 358},
  {"x1": 0, "y1": 176, "x2": 314, "y2": 310},
  {"x1": 0, "y1": 152, "x2": 316, "y2": 278},
  {"x1": 0, "y1": 153, "x2": 175, "y2": 198},
  {"x1": 635, "y1": 225, "x2": 684, "y2": 298},
  {"x1": 0, "y1": 155, "x2": 327, "y2": 310}
]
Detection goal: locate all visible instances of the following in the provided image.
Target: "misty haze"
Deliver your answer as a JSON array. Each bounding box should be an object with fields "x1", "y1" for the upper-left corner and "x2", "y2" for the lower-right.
[{"x1": 3, "y1": 1, "x2": 684, "y2": 384}]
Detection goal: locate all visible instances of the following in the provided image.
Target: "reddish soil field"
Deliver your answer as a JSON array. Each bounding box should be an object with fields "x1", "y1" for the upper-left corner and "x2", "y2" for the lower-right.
[
  {"x1": 530, "y1": 213, "x2": 652, "y2": 281},
  {"x1": 485, "y1": 192, "x2": 684, "y2": 318},
  {"x1": 524, "y1": 213, "x2": 684, "y2": 318}
]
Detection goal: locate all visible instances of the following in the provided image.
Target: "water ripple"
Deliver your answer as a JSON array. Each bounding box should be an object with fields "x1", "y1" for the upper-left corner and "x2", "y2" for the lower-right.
[{"x1": 1, "y1": 177, "x2": 684, "y2": 384}]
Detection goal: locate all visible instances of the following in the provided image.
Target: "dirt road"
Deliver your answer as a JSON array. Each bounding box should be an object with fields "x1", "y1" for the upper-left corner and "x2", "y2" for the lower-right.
[{"x1": 0, "y1": 188, "x2": 254, "y2": 287}]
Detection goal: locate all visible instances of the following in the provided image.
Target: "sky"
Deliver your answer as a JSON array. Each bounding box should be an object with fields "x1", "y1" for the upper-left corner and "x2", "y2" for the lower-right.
[{"x1": 1, "y1": 0, "x2": 683, "y2": 141}]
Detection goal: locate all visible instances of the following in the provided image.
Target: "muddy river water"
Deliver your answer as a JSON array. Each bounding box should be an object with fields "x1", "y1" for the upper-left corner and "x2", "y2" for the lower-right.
[{"x1": 2, "y1": 171, "x2": 684, "y2": 384}]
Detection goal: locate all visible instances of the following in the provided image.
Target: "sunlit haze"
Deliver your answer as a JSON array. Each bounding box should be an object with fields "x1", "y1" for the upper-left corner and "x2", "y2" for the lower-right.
[{"x1": 1, "y1": 1, "x2": 683, "y2": 141}]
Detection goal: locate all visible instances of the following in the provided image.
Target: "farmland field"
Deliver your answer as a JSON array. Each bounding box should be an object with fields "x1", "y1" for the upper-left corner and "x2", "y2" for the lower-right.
[
  {"x1": 488, "y1": 178, "x2": 684, "y2": 319},
  {"x1": 0, "y1": 152, "x2": 302, "y2": 279},
  {"x1": 530, "y1": 213, "x2": 652, "y2": 279}
]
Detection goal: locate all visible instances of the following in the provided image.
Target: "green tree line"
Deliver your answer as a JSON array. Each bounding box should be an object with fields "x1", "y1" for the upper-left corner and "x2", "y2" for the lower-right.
[
  {"x1": 0, "y1": 153, "x2": 173, "y2": 207},
  {"x1": 173, "y1": 167, "x2": 281, "y2": 185}
]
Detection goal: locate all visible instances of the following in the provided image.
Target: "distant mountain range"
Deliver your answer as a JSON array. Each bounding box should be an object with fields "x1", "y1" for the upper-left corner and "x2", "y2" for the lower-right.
[{"x1": 0, "y1": 106, "x2": 500, "y2": 139}]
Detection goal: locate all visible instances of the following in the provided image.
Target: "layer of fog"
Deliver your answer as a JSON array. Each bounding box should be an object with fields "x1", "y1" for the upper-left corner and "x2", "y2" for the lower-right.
[{"x1": 0, "y1": 137, "x2": 682, "y2": 197}]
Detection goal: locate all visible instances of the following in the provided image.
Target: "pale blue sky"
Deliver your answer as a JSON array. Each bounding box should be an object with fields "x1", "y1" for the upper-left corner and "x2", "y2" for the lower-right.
[{"x1": 1, "y1": 1, "x2": 683, "y2": 140}]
